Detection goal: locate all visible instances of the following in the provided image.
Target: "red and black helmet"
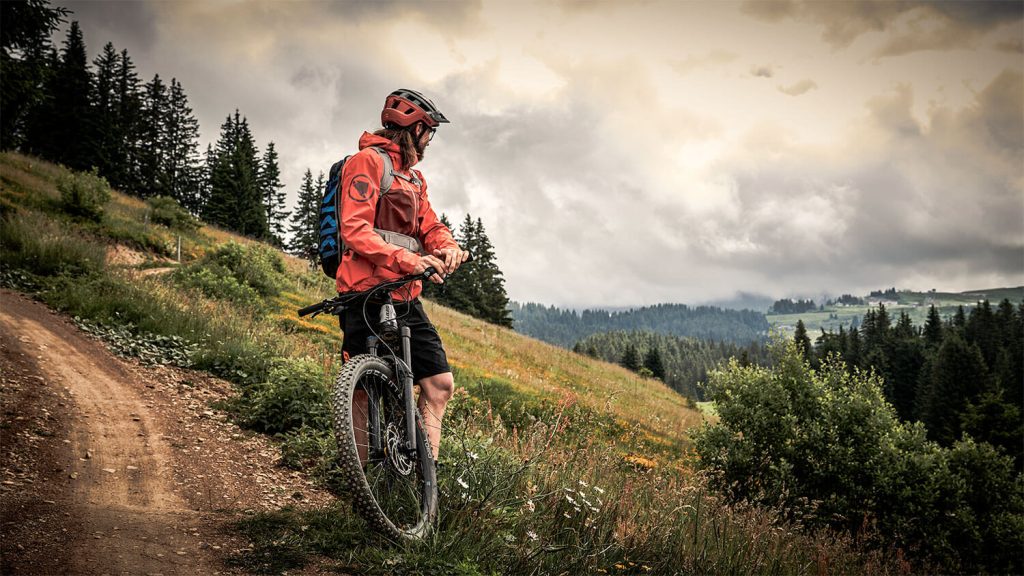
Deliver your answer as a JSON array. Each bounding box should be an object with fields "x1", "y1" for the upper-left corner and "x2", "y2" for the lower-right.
[{"x1": 381, "y1": 88, "x2": 449, "y2": 129}]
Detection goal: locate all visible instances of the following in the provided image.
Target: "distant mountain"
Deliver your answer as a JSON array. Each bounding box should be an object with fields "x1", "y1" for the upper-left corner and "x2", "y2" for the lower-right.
[{"x1": 509, "y1": 301, "x2": 769, "y2": 348}]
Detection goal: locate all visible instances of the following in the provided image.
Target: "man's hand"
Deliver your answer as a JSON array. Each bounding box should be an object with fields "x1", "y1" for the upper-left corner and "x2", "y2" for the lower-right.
[
  {"x1": 433, "y1": 248, "x2": 470, "y2": 275},
  {"x1": 413, "y1": 254, "x2": 447, "y2": 284}
]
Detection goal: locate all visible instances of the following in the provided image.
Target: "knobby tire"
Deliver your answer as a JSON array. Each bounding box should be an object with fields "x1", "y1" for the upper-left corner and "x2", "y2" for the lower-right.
[{"x1": 332, "y1": 354, "x2": 438, "y2": 541}]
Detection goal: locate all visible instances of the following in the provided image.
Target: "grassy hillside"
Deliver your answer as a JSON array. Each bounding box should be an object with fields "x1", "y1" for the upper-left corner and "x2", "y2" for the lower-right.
[{"x1": 0, "y1": 152, "x2": 905, "y2": 574}]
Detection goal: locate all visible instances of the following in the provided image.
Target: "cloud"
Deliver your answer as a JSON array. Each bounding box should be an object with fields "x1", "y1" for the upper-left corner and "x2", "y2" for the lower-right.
[
  {"x1": 778, "y1": 79, "x2": 817, "y2": 96},
  {"x1": 742, "y1": 0, "x2": 1024, "y2": 57},
  {"x1": 671, "y1": 51, "x2": 738, "y2": 75},
  {"x1": 750, "y1": 64, "x2": 775, "y2": 78}
]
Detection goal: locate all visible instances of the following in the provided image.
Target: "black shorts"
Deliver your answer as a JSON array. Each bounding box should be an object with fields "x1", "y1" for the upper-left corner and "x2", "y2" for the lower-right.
[{"x1": 339, "y1": 298, "x2": 451, "y2": 381}]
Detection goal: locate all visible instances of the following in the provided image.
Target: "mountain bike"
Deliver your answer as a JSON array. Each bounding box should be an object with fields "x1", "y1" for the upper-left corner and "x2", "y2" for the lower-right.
[{"x1": 298, "y1": 262, "x2": 465, "y2": 541}]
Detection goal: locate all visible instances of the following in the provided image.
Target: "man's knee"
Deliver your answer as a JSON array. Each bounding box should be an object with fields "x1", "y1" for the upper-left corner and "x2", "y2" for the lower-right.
[{"x1": 419, "y1": 372, "x2": 455, "y2": 405}]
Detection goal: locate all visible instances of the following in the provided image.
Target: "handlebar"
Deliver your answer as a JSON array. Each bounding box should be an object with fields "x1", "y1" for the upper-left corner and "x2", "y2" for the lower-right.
[{"x1": 298, "y1": 252, "x2": 474, "y2": 318}]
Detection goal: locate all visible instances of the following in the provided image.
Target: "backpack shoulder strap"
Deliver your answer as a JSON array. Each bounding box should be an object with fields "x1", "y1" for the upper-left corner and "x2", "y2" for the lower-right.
[{"x1": 369, "y1": 147, "x2": 394, "y2": 197}]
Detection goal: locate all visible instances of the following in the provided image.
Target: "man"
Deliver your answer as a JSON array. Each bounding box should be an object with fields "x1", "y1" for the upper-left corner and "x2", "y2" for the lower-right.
[{"x1": 338, "y1": 88, "x2": 469, "y2": 462}]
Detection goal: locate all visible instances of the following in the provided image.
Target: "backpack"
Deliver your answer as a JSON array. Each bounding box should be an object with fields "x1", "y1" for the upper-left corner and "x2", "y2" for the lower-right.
[{"x1": 318, "y1": 147, "x2": 423, "y2": 279}]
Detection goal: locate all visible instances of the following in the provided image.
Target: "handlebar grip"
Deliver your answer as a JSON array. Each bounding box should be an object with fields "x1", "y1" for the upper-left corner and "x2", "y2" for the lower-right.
[{"x1": 297, "y1": 302, "x2": 324, "y2": 317}]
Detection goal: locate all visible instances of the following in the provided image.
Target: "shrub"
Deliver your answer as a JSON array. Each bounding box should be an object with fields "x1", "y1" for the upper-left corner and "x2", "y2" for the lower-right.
[
  {"x1": 173, "y1": 241, "x2": 287, "y2": 306},
  {"x1": 233, "y1": 357, "x2": 331, "y2": 435},
  {"x1": 147, "y1": 195, "x2": 199, "y2": 232},
  {"x1": 694, "y1": 340, "x2": 1024, "y2": 573},
  {"x1": 58, "y1": 168, "x2": 111, "y2": 222}
]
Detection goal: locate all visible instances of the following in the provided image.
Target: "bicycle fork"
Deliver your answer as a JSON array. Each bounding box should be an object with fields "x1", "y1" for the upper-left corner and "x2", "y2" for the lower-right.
[{"x1": 400, "y1": 325, "x2": 417, "y2": 453}]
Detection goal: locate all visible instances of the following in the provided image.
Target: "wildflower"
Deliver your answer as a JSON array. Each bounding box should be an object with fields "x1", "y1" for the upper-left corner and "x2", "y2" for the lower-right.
[
  {"x1": 578, "y1": 479, "x2": 588, "y2": 487},
  {"x1": 526, "y1": 530, "x2": 538, "y2": 541},
  {"x1": 524, "y1": 499, "x2": 536, "y2": 513},
  {"x1": 457, "y1": 477, "x2": 469, "y2": 489},
  {"x1": 565, "y1": 493, "x2": 576, "y2": 505},
  {"x1": 594, "y1": 485, "x2": 605, "y2": 494},
  {"x1": 467, "y1": 451, "x2": 479, "y2": 460}
]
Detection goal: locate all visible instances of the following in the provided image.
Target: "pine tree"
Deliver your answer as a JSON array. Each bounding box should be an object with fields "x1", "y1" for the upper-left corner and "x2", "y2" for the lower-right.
[
  {"x1": 287, "y1": 169, "x2": 321, "y2": 262},
  {"x1": 111, "y1": 48, "x2": 142, "y2": 192},
  {"x1": 30, "y1": 21, "x2": 93, "y2": 168},
  {"x1": 163, "y1": 78, "x2": 201, "y2": 211},
  {"x1": 794, "y1": 319, "x2": 812, "y2": 360},
  {"x1": 472, "y1": 217, "x2": 512, "y2": 327},
  {"x1": 1, "y1": 0, "x2": 68, "y2": 149},
  {"x1": 137, "y1": 74, "x2": 167, "y2": 197},
  {"x1": 90, "y1": 42, "x2": 119, "y2": 179},
  {"x1": 259, "y1": 142, "x2": 288, "y2": 246},
  {"x1": 620, "y1": 344, "x2": 640, "y2": 372},
  {"x1": 918, "y1": 332, "x2": 990, "y2": 445},
  {"x1": 204, "y1": 111, "x2": 267, "y2": 238},
  {"x1": 643, "y1": 345, "x2": 666, "y2": 380},
  {"x1": 924, "y1": 305, "x2": 944, "y2": 349}
]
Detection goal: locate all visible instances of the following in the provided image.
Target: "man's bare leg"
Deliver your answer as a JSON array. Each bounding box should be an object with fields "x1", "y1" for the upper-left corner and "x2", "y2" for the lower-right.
[{"x1": 416, "y1": 372, "x2": 455, "y2": 461}]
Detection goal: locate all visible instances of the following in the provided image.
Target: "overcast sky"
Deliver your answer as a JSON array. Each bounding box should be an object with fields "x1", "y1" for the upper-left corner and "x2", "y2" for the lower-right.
[{"x1": 58, "y1": 0, "x2": 1023, "y2": 308}]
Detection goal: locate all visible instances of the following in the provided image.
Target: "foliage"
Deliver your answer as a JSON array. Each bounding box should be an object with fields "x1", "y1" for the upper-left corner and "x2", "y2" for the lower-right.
[
  {"x1": 57, "y1": 168, "x2": 111, "y2": 221},
  {"x1": 74, "y1": 317, "x2": 197, "y2": 367},
  {"x1": 425, "y1": 214, "x2": 512, "y2": 327},
  {"x1": 574, "y1": 330, "x2": 771, "y2": 399},
  {"x1": 769, "y1": 298, "x2": 817, "y2": 314},
  {"x1": 286, "y1": 168, "x2": 321, "y2": 261},
  {"x1": 173, "y1": 241, "x2": 287, "y2": 306},
  {"x1": 146, "y1": 195, "x2": 199, "y2": 231},
  {"x1": 511, "y1": 301, "x2": 769, "y2": 347},
  {"x1": 229, "y1": 357, "x2": 332, "y2": 436},
  {"x1": 695, "y1": 339, "x2": 1024, "y2": 573},
  {"x1": 809, "y1": 302, "x2": 1024, "y2": 468},
  {"x1": 204, "y1": 110, "x2": 269, "y2": 239}
]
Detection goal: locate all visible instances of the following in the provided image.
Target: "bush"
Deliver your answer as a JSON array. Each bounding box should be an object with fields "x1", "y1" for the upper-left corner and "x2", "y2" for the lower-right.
[
  {"x1": 58, "y1": 168, "x2": 111, "y2": 222},
  {"x1": 233, "y1": 357, "x2": 331, "y2": 435},
  {"x1": 173, "y1": 241, "x2": 287, "y2": 306},
  {"x1": 694, "y1": 341, "x2": 1024, "y2": 573},
  {"x1": 147, "y1": 195, "x2": 199, "y2": 232}
]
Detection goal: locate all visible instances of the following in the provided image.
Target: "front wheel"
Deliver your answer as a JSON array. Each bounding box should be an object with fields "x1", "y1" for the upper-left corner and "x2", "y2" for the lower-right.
[{"x1": 332, "y1": 354, "x2": 438, "y2": 541}]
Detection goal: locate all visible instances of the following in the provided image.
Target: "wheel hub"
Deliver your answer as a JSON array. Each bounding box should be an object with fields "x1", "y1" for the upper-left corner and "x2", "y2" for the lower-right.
[{"x1": 385, "y1": 422, "x2": 415, "y2": 476}]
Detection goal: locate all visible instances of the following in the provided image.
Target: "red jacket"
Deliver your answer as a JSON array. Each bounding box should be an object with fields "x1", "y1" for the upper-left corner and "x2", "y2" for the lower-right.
[{"x1": 336, "y1": 132, "x2": 458, "y2": 300}]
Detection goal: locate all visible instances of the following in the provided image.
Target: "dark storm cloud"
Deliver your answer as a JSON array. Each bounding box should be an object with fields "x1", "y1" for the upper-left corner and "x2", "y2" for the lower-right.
[
  {"x1": 60, "y1": 0, "x2": 158, "y2": 54},
  {"x1": 742, "y1": 1, "x2": 1024, "y2": 56}
]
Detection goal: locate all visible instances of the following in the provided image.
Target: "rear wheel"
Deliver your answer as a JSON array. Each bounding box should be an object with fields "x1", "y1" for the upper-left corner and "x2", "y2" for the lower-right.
[{"x1": 332, "y1": 354, "x2": 437, "y2": 540}]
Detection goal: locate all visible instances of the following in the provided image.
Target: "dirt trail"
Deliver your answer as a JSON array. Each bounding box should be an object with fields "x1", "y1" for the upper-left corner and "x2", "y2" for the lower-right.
[{"x1": 0, "y1": 290, "x2": 333, "y2": 575}]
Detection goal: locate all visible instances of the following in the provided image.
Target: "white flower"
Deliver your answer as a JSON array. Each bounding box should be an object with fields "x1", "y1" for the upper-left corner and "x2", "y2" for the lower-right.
[
  {"x1": 594, "y1": 486, "x2": 605, "y2": 494},
  {"x1": 467, "y1": 451, "x2": 479, "y2": 460},
  {"x1": 457, "y1": 477, "x2": 469, "y2": 489},
  {"x1": 524, "y1": 499, "x2": 536, "y2": 513},
  {"x1": 526, "y1": 530, "x2": 538, "y2": 541},
  {"x1": 578, "y1": 479, "x2": 588, "y2": 487},
  {"x1": 565, "y1": 494, "x2": 576, "y2": 505}
]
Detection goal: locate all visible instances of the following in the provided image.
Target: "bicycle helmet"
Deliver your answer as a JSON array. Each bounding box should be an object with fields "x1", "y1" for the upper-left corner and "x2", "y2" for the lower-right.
[{"x1": 381, "y1": 89, "x2": 449, "y2": 129}]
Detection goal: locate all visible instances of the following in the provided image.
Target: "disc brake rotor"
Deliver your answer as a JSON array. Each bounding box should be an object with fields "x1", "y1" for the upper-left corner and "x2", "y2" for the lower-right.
[{"x1": 385, "y1": 422, "x2": 415, "y2": 476}]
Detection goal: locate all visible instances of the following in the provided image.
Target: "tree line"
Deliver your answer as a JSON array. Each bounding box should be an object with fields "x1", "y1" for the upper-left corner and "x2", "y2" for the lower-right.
[
  {"x1": 572, "y1": 330, "x2": 771, "y2": 399},
  {"x1": 768, "y1": 298, "x2": 817, "y2": 314},
  {"x1": 1, "y1": 1, "x2": 289, "y2": 245},
  {"x1": 510, "y1": 302, "x2": 769, "y2": 348},
  {"x1": 795, "y1": 300, "x2": 1023, "y2": 467}
]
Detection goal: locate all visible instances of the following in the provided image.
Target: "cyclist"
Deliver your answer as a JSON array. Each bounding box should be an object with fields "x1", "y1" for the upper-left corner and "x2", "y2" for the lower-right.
[{"x1": 338, "y1": 88, "x2": 469, "y2": 464}]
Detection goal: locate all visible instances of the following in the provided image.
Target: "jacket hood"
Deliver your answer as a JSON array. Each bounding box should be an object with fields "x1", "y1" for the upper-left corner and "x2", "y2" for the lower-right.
[{"x1": 358, "y1": 131, "x2": 416, "y2": 169}]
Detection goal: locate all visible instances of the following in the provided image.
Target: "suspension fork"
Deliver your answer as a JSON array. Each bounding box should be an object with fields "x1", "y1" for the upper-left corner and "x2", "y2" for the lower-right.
[{"x1": 401, "y1": 325, "x2": 417, "y2": 452}]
